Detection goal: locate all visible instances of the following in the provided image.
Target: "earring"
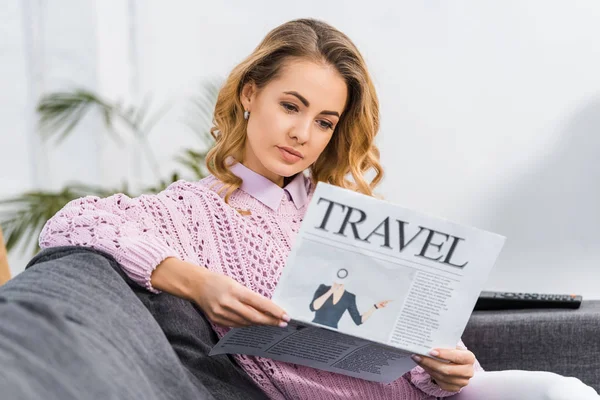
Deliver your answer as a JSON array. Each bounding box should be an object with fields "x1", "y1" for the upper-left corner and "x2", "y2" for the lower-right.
[{"x1": 244, "y1": 110, "x2": 250, "y2": 120}]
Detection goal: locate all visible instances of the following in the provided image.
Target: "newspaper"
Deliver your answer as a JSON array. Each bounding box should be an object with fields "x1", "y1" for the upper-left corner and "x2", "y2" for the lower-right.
[{"x1": 210, "y1": 182, "x2": 506, "y2": 383}]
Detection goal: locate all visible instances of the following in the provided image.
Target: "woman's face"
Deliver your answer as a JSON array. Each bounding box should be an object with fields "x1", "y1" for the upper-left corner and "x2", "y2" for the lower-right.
[{"x1": 240, "y1": 58, "x2": 348, "y2": 186}]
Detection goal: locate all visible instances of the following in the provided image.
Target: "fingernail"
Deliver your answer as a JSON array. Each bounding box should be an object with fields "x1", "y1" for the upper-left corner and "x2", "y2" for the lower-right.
[
  {"x1": 279, "y1": 321, "x2": 288, "y2": 328},
  {"x1": 429, "y1": 349, "x2": 440, "y2": 357},
  {"x1": 411, "y1": 355, "x2": 422, "y2": 362},
  {"x1": 282, "y1": 313, "x2": 290, "y2": 322}
]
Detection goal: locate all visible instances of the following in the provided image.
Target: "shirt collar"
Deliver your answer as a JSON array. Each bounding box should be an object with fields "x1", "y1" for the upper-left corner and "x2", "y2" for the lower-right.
[{"x1": 229, "y1": 161, "x2": 309, "y2": 211}]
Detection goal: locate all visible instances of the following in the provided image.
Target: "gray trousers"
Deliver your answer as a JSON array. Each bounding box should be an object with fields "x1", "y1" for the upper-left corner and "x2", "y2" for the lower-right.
[{"x1": 0, "y1": 247, "x2": 268, "y2": 400}]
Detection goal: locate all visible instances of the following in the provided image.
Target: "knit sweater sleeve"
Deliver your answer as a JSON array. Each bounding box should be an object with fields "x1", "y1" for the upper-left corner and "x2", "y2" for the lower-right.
[
  {"x1": 38, "y1": 181, "x2": 197, "y2": 293},
  {"x1": 408, "y1": 338, "x2": 484, "y2": 398}
]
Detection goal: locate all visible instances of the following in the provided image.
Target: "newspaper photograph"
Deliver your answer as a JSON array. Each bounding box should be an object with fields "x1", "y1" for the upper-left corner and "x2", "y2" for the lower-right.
[{"x1": 210, "y1": 182, "x2": 506, "y2": 383}]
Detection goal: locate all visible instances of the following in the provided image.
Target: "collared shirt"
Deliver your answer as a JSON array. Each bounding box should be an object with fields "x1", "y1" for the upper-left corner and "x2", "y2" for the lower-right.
[{"x1": 229, "y1": 161, "x2": 310, "y2": 211}]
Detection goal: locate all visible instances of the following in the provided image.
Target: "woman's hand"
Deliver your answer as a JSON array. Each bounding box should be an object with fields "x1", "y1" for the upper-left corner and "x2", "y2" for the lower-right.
[
  {"x1": 151, "y1": 257, "x2": 290, "y2": 328},
  {"x1": 411, "y1": 347, "x2": 476, "y2": 393},
  {"x1": 331, "y1": 283, "x2": 344, "y2": 292},
  {"x1": 193, "y1": 268, "x2": 290, "y2": 328},
  {"x1": 375, "y1": 300, "x2": 392, "y2": 309}
]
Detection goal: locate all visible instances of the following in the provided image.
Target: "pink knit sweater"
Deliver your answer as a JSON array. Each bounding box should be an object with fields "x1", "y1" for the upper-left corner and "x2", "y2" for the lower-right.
[{"x1": 39, "y1": 165, "x2": 483, "y2": 399}]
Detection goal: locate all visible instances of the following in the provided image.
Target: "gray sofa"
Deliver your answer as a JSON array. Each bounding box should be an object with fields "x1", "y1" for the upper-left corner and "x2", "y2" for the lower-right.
[
  {"x1": 0, "y1": 246, "x2": 597, "y2": 399},
  {"x1": 463, "y1": 300, "x2": 600, "y2": 392}
]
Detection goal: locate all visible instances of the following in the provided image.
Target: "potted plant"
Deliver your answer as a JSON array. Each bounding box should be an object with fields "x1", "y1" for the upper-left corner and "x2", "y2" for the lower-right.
[{"x1": 0, "y1": 81, "x2": 219, "y2": 256}]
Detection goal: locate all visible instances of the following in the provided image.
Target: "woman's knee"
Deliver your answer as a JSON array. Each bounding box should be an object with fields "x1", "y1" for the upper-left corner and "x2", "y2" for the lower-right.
[
  {"x1": 544, "y1": 375, "x2": 599, "y2": 400},
  {"x1": 450, "y1": 370, "x2": 599, "y2": 400}
]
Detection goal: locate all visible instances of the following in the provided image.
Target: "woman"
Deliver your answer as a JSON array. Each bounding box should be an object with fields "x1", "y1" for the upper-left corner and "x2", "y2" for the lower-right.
[
  {"x1": 39, "y1": 18, "x2": 599, "y2": 400},
  {"x1": 310, "y1": 268, "x2": 392, "y2": 329}
]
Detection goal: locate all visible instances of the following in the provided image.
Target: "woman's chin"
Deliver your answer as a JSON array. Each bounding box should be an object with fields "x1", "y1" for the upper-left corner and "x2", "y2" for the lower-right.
[{"x1": 266, "y1": 159, "x2": 306, "y2": 178}]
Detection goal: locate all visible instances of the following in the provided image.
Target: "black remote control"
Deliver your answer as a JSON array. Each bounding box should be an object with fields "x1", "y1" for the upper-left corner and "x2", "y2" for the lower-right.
[{"x1": 474, "y1": 291, "x2": 583, "y2": 311}]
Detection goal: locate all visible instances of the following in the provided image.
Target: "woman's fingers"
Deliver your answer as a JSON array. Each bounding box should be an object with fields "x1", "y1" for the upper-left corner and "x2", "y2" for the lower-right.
[
  {"x1": 225, "y1": 300, "x2": 286, "y2": 327},
  {"x1": 427, "y1": 372, "x2": 467, "y2": 393},
  {"x1": 424, "y1": 367, "x2": 472, "y2": 392},
  {"x1": 416, "y1": 357, "x2": 474, "y2": 380},
  {"x1": 209, "y1": 301, "x2": 276, "y2": 328},
  {"x1": 428, "y1": 348, "x2": 476, "y2": 365},
  {"x1": 377, "y1": 300, "x2": 392, "y2": 308},
  {"x1": 412, "y1": 350, "x2": 475, "y2": 392},
  {"x1": 209, "y1": 308, "x2": 252, "y2": 328},
  {"x1": 237, "y1": 286, "x2": 289, "y2": 322},
  {"x1": 412, "y1": 357, "x2": 474, "y2": 392}
]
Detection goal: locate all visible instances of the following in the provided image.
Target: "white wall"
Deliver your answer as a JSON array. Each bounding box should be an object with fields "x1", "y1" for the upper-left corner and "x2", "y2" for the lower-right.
[
  {"x1": 1, "y1": 0, "x2": 103, "y2": 273},
  {"x1": 1, "y1": 1, "x2": 599, "y2": 299}
]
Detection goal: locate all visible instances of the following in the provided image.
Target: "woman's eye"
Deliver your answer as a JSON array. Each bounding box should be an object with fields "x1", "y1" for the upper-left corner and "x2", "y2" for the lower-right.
[
  {"x1": 281, "y1": 103, "x2": 298, "y2": 113},
  {"x1": 318, "y1": 120, "x2": 334, "y2": 130}
]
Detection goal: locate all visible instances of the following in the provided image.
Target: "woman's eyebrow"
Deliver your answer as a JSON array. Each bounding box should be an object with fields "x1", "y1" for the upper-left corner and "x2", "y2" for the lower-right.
[{"x1": 283, "y1": 91, "x2": 340, "y2": 117}]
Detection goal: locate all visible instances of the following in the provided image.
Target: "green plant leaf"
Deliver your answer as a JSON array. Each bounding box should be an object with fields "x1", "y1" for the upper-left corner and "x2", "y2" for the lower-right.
[
  {"x1": 0, "y1": 184, "x2": 127, "y2": 255},
  {"x1": 3, "y1": 79, "x2": 221, "y2": 255},
  {"x1": 37, "y1": 89, "x2": 125, "y2": 144}
]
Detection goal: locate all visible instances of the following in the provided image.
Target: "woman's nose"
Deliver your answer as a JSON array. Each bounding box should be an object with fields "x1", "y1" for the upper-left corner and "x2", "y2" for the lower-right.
[{"x1": 290, "y1": 120, "x2": 311, "y2": 144}]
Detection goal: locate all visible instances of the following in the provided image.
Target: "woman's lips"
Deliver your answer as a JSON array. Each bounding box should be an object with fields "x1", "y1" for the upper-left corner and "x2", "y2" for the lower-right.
[{"x1": 277, "y1": 146, "x2": 304, "y2": 163}]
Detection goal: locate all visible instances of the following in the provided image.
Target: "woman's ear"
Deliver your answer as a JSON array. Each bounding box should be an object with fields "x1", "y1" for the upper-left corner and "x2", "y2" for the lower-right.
[{"x1": 240, "y1": 82, "x2": 256, "y2": 111}]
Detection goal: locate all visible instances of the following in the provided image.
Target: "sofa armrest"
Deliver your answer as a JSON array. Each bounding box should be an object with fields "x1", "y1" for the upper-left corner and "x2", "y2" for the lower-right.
[{"x1": 462, "y1": 300, "x2": 600, "y2": 392}]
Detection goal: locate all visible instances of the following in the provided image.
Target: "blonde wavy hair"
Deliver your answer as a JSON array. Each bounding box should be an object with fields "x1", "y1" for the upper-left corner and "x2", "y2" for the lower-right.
[{"x1": 206, "y1": 18, "x2": 383, "y2": 201}]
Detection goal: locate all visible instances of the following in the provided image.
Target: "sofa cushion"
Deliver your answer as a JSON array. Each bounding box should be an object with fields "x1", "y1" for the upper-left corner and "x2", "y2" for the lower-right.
[
  {"x1": 0, "y1": 247, "x2": 267, "y2": 400},
  {"x1": 131, "y1": 280, "x2": 268, "y2": 399}
]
